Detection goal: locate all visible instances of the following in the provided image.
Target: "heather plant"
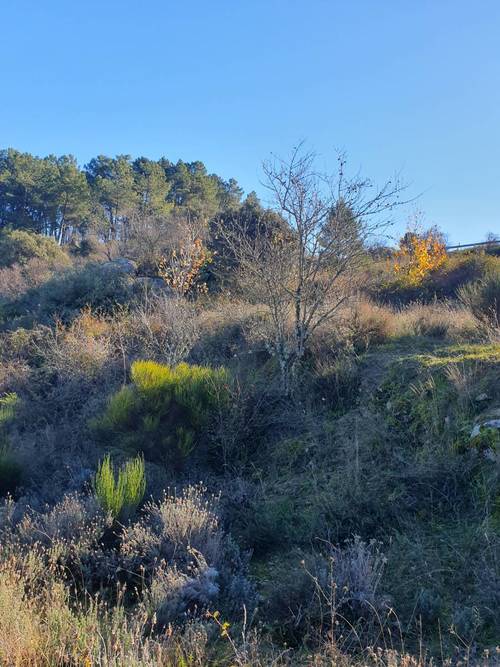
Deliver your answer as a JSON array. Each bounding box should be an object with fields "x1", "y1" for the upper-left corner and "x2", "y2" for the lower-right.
[
  {"x1": 93, "y1": 360, "x2": 230, "y2": 465},
  {"x1": 94, "y1": 454, "x2": 146, "y2": 521},
  {"x1": 259, "y1": 537, "x2": 388, "y2": 645},
  {"x1": 11, "y1": 493, "x2": 108, "y2": 556},
  {"x1": 120, "y1": 294, "x2": 199, "y2": 366},
  {"x1": 120, "y1": 485, "x2": 255, "y2": 622}
]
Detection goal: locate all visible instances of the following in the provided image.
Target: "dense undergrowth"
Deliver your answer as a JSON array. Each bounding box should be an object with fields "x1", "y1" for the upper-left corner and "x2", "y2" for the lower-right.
[{"x1": 0, "y1": 228, "x2": 499, "y2": 665}]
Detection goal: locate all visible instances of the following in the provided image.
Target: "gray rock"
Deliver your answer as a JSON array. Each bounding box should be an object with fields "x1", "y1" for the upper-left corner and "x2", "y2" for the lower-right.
[
  {"x1": 134, "y1": 276, "x2": 171, "y2": 292},
  {"x1": 103, "y1": 258, "x2": 138, "y2": 275},
  {"x1": 470, "y1": 419, "x2": 500, "y2": 439}
]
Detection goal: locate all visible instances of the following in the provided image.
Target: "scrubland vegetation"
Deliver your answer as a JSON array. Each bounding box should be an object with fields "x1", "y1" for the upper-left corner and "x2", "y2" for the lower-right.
[{"x1": 0, "y1": 147, "x2": 499, "y2": 665}]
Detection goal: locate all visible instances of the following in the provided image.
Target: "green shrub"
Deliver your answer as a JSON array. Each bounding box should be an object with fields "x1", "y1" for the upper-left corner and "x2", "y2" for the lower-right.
[
  {"x1": 94, "y1": 454, "x2": 146, "y2": 520},
  {"x1": 0, "y1": 229, "x2": 70, "y2": 268},
  {"x1": 0, "y1": 392, "x2": 19, "y2": 425},
  {"x1": 93, "y1": 360, "x2": 229, "y2": 465}
]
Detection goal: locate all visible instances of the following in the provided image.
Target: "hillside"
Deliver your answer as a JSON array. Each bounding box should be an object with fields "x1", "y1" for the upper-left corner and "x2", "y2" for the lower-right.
[{"x1": 0, "y1": 150, "x2": 499, "y2": 666}]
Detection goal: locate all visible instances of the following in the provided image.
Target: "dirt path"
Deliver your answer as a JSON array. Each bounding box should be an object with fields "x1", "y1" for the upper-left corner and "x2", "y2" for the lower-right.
[{"x1": 332, "y1": 343, "x2": 418, "y2": 453}]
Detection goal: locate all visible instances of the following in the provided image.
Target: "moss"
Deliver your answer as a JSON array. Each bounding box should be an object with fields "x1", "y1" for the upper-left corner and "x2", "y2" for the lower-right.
[
  {"x1": 376, "y1": 343, "x2": 500, "y2": 451},
  {"x1": 415, "y1": 343, "x2": 500, "y2": 367}
]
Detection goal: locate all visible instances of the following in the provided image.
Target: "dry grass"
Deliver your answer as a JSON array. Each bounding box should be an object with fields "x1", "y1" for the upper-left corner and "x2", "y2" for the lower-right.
[
  {"x1": 0, "y1": 551, "x2": 496, "y2": 666},
  {"x1": 0, "y1": 555, "x2": 211, "y2": 666},
  {"x1": 342, "y1": 299, "x2": 480, "y2": 348},
  {"x1": 116, "y1": 294, "x2": 200, "y2": 366},
  {"x1": 393, "y1": 301, "x2": 479, "y2": 341}
]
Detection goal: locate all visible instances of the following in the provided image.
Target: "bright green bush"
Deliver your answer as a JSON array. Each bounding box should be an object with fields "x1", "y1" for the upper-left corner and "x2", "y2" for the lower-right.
[
  {"x1": 0, "y1": 392, "x2": 19, "y2": 425},
  {"x1": 93, "y1": 360, "x2": 229, "y2": 465},
  {"x1": 94, "y1": 454, "x2": 146, "y2": 520}
]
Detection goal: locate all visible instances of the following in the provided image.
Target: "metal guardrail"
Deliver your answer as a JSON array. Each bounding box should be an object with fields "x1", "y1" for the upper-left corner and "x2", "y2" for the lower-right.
[{"x1": 446, "y1": 240, "x2": 500, "y2": 251}]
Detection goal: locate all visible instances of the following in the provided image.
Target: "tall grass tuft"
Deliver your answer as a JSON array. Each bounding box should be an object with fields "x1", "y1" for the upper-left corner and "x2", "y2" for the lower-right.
[{"x1": 94, "y1": 454, "x2": 146, "y2": 521}]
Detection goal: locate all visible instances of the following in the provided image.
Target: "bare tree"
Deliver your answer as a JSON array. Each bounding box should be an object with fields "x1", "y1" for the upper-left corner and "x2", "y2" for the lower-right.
[
  {"x1": 216, "y1": 144, "x2": 407, "y2": 392},
  {"x1": 115, "y1": 208, "x2": 208, "y2": 275}
]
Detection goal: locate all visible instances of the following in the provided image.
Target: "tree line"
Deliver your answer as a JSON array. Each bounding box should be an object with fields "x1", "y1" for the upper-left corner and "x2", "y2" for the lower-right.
[{"x1": 0, "y1": 148, "x2": 245, "y2": 244}]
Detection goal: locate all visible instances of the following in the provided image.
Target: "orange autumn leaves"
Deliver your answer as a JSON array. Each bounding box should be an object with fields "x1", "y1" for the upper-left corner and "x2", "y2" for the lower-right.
[{"x1": 393, "y1": 228, "x2": 447, "y2": 286}]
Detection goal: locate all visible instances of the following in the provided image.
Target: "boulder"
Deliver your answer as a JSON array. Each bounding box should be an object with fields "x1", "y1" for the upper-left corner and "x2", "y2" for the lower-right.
[
  {"x1": 102, "y1": 258, "x2": 138, "y2": 275},
  {"x1": 134, "y1": 276, "x2": 171, "y2": 292}
]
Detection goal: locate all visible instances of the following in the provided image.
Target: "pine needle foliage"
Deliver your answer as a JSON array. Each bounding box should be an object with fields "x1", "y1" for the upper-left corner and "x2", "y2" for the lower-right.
[{"x1": 94, "y1": 454, "x2": 146, "y2": 520}]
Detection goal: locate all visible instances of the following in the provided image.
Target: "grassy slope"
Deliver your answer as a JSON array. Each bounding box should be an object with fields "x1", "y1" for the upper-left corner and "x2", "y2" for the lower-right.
[{"x1": 248, "y1": 337, "x2": 500, "y2": 651}]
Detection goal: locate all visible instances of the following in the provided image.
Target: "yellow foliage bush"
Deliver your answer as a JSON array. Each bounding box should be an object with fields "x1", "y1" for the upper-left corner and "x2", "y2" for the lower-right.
[{"x1": 393, "y1": 228, "x2": 446, "y2": 286}]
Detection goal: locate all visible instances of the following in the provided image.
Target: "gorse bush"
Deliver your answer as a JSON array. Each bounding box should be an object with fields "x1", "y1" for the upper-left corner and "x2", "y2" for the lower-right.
[
  {"x1": 93, "y1": 361, "x2": 229, "y2": 465},
  {"x1": 94, "y1": 454, "x2": 146, "y2": 520}
]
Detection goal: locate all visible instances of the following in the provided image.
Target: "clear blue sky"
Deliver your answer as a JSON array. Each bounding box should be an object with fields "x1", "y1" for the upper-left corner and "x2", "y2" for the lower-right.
[{"x1": 1, "y1": 0, "x2": 499, "y2": 244}]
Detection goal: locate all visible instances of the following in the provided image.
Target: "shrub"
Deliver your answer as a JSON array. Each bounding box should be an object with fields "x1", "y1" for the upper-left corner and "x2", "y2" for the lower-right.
[
  {"x1": 94, "y1": 454, "x2": 146, "y2": 520},
  {"x1": 93, "y1": 360, "x2": 229, "y2": 465},
  {"x1": 260, "y1": 537, "x2": 387, "y2": 645},
  {"x1": 426, "y1": 251, "x2": 499, "y2": 296},
  {"x1": 120, "y1": 485, "x2": 255, "y2": 622},
  {"x1": 119, "y1": 295, "x2": 199, "y2": 366},
  {"x1": 459, "y1": 272, "x2": 500, "y2": 330},
  {"x1": 0, "y1": 229, "x2": 69, "y2": 268},
  {"x1": 2, "y1": 262, "x2": 134, "y2": 326},
  {"x1": 13, "y1": 493, "x2": 107, "y2": 553},
  {"x1": 374, "y1": 249, "x2": 500, "y2": 305},
  {"x1": 393, "y1": 227, "x2": 446, "y2": 286},
  {"x1": 40, "y1": 311, "x2": 114, "y2": 382},
  {"x1": 0, "y1": 487, "x2": 254, "y2": 666}
]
